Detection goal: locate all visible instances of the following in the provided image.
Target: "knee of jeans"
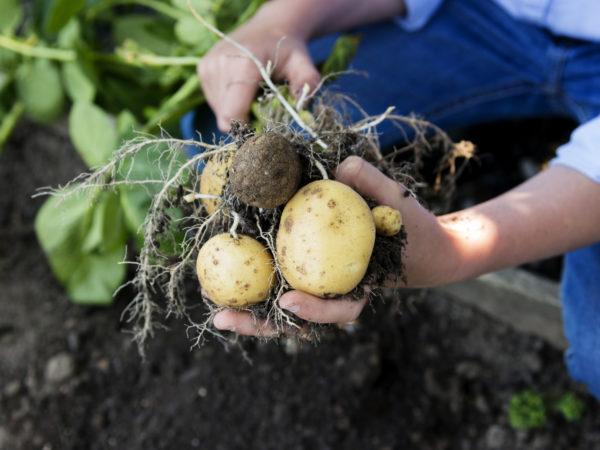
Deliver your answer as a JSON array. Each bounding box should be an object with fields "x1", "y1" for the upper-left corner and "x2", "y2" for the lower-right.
[{"x1": 565, "y1": 343, "x2": 600, "y2": 401}]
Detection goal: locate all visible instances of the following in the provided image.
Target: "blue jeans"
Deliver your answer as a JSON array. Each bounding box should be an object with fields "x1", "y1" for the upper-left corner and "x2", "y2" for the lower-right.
[{"x1": 182, "y1": 0, "x2": 600, "y2": 399}]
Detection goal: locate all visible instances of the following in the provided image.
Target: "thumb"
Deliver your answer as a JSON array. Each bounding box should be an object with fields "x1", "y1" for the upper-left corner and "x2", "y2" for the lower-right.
[
  {"x1": 335, "y1": 156, "x2": 405, "y2": 208},
  {"x1": 279, "y1": 46, "x2": 322, "y2": 97}
]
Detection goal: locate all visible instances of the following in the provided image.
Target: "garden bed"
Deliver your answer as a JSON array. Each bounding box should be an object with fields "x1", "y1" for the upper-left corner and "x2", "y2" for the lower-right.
[{"x1": 0, "y1": 119, "x2": 599, "y2": 449}]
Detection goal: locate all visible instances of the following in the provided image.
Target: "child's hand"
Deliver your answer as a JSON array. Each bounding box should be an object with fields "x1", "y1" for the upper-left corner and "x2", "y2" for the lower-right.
[{"x1": 197, "y1": 5, "x2": 321, "y2": 132}]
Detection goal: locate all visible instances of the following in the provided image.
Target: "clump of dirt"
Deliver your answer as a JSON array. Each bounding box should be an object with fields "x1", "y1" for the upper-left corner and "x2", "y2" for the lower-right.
[{"x1": 229, "y1": 132, "x2": 302, "y2": 209}]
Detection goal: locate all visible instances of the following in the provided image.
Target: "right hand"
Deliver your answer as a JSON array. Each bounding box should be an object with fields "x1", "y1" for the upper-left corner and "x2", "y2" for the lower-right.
[{"x1": 197, "y1": 12, "x2": 322, "y2": 132}]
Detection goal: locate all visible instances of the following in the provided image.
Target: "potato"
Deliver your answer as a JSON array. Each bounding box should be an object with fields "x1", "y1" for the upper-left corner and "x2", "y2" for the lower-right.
[
  {"x1": 196, "y1": 233, "x2": 274, "y2": 307},
  {"x1": 371, "y1": 205, "x2": 403, "y2": 236},
  {"x1": 199, "y1": 152, "x2": 233, "y2": 214},
  {"x1": 229, "y1": 133, "x2": 302, "y2": 209},
  {"x1": 276, "y1": 180, "x2": 375, "y2": 297}
]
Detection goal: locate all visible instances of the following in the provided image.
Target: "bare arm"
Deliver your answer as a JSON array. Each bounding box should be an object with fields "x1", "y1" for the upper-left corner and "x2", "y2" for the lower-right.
[{"x1": 197, "y1": 0, "x2": 406, "y2": 131}]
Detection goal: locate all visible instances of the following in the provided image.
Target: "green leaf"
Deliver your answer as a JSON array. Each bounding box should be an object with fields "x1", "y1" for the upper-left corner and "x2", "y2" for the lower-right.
[
  {"x1": 0, "y1": 0, "x2": 23, "y2": 33},
  {"x1": 35, "y1": 188, "x2": 95, "y2": 285},
  {"x1": 508, "y1": 390, "x2": 547, "y2": 430},
  {"x1": 0, "y1": 47, "x2": 20, "y2": 72},
  {"x1": 213, "y1": 0, "x2": 252, "y2": 32},
  {"x1": 172, "y1": 0, "x2": 212, "y2": 14},
  {"x1": 119, "y1": 186, "x2": 149, "y2": 249},
  {"x1": 174, "y1": 16, "x2": 218, "y2": 51},
  {"x1": 35, "y1": 188, "x2": 128, "y2": 305},
  {"x1": 62, "y1": 61, "x2": 96, "y2": 102},
  {"x1": 44, "y1": 0, "x2": 86, "y2": 34},
  {"x1": 113, "y1": 16, "x2": 178, "y2": 56},
  {"x1": 66, "y1": 246, "x2": 126, "y2": 305},
  {"x1": 117, "y1": 140, "x2": 186, "y2": 248},
  {"x1": 69, "y1": 101, "x2": 117, "y2": 167},
  {"x1": 16, "y1": 59, "x2": 65, "y2": 124},
  {"x1": 553, "y1": 393, "x2": 585, "y2": 422},
  {"x1": 81, "y1": 191, "x2": 127, "y2": 253},
  {"x1": 116, "y1": 109, "x2": 139, "y2": 141},
  {"x1": 320, "y1": 34, "x2": 361, "y2": 80},
  {"x1": 232, "y1": 0, "x2": 267, "y2": 29},
  {"x1": 56, "y1": 18, "x2": 82, "y2": 48}
]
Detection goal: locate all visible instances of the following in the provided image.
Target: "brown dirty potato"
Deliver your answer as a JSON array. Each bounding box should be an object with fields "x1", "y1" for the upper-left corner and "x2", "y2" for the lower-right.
[
  {"x1": 229, "y1": 133, "x2": 302, "y2": 209},
  {"x1": 276, "y1": 179, "x2": 376, "y2": 298},
  {"x1": 199, "y1": 152, "x2": 234, "y2": 214},
  {"x1": 196, "y1": 233, "x2": 275, "y2": 307}
]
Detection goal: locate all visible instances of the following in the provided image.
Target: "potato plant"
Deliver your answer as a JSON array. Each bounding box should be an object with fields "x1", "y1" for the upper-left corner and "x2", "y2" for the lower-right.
[{"x1": 35, "y1": 5, "x2": 474, "y2": 352}]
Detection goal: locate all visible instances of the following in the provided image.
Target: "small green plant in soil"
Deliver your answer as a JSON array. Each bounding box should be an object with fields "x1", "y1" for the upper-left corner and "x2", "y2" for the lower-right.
[{"x1": 508, "y1": 390, "x2": 586, "y2": 430}]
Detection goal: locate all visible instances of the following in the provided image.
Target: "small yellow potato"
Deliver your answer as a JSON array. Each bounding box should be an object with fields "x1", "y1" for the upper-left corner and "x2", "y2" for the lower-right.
[
  {"x1": 371, "y1": 205, "x2": 403, "y2": 236},
  {"x1": 199, "y1": 152, "x2": 233, "y2": 214},
  {"x1": 276, "y1": 180, "x2": 375, "y2": 297},
  {"x1": 196, "y1": 233, "x2": 274, "y2": 307}
]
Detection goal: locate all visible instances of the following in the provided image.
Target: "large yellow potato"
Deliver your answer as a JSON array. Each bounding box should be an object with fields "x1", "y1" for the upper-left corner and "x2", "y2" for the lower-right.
[
  {"x1": 199, "y1": 152, "x2": 233, "y2": 214},
  {"x1": 276, "y1": 180, "x2": 375, "y2": 297},
  {"x1": 196, "y1": 233, "x2": 274, "y2": 307}
]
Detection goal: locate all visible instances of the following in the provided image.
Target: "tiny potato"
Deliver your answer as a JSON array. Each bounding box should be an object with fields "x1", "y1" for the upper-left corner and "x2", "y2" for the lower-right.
[
  {"x1": 276, "y1": 179, "x2": 375, "y2": 297},
  {"x1": 199, "y1": 152, "x2": 234, "y2": 214},
  {"x1": 371, "y1": 205, "x2": 403, "y2": 236},
  {"x1": 196, "y1": 233, "x2": 274, "y2": 307}
]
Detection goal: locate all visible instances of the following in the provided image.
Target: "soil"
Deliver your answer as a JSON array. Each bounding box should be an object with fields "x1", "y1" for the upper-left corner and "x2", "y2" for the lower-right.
[
  {"x1": 1, "y1": 119, "x2": 599, "y2": 450},
  {"x1": 229, "y1": 132, "x2": 302, "y2": 209}
]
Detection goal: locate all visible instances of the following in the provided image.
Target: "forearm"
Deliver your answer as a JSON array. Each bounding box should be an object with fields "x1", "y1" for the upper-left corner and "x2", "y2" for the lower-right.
[
  {"x1": 252, "y1": 0, "x2": 406, "y2": 40},
  {"x1": 435, "y1": 165, "x2": 600, "y2": 284}
]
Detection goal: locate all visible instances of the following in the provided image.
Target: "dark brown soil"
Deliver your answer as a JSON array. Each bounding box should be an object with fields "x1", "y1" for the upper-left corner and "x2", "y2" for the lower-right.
[{"x1": 1, "y1": 119, "x2": 599, "y2": 450}]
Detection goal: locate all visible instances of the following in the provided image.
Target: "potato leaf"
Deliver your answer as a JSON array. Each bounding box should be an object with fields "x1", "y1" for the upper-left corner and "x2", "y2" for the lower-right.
[
  {"x1": 62, "y1": 61, "x2": 96, "y2": 103},
  {"x1": 35, "y1": 188, "x2": 128, "y2": 305},
  {"x1": 320, "y1": 34, "x2": 361, "y2": 79},
  {"x1": 113, "y1": 16, "x2": 178, "y2": 56},
  {"x1": 172, "y1": 0, "x2": 212, "y2": 15},
  {"x1": 118, "y1": 140, "x2": 187, "y2": 248},
  {"x1": 174, "y1": 16, "x2": 218, "y2": 51},
  {"x1": 69, "y1": 101, "x2": 117, "y2": 167},
  {"x1": 66, "y1": 246, "x2": 127, "y2": 305},
  {"x1": 0, "y1": 0, "x2": 23, "y2": 33},
  {"x1": 16, "y1": 59, "x2": 65, "y2": 124},
  {"x1": 44, "y1": 0, "x2": 86, "y2": 34}
]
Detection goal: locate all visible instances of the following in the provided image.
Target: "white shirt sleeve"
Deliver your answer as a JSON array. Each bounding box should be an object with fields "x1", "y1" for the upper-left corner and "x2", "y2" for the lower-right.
[
  {"x1": 550, "y1": 115, "x2": 600, "y2": 183},
  {"x1": 394, "y1": 0, "x2": 445, "y2": 31}
]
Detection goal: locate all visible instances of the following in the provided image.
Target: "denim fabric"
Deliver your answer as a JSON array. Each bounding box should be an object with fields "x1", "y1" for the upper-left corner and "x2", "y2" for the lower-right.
[{"x1": 181, "y1": 0, "x2": 600, "y2": 399}]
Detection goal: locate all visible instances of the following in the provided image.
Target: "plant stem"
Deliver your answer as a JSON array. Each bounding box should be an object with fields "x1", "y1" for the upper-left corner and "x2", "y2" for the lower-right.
[
  {"x1": 0, "y1": 102, "x2": 25, "y2": 156},
  {"x1": 0, "y1": 35, "x2": 76, "y2": 62},
  {"x1": 120, "y1": 52, "x2": 201, "y2": 67},
  {"x1": 142, "y1": 75, "x2": 202, "y2": 132}
]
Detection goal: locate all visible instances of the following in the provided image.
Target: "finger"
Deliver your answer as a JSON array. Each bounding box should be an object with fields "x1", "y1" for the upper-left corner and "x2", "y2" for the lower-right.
[
  {"x1": 335, "y1": 156, "x2": 405, "y2": 208},
  {"x1": 280, "y1": 47, "x2": 322, "y2": 97},
  {"x1": 199, "y1": 57, "x2": 260, "y2": 132},
  {"x1": 279, "y1": 290, "x2": 367, "y2": 324},
  {"x1": 213, "y1": 309, "x2": 280, "y2": 337}
]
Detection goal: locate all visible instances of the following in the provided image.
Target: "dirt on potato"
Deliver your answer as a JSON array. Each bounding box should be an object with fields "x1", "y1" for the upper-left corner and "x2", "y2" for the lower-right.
[{"x1": 229, "y1": 132, "x2": 302, "y2": 209}]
